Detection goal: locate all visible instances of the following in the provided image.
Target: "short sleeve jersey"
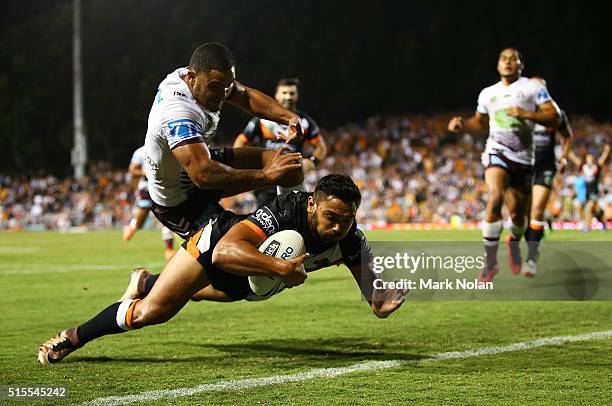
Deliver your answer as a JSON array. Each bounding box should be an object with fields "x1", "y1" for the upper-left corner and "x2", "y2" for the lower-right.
[
  {"x1": 144, "y1": 68, "x2": 221, "y2": 207},
  {"x1": 477, "y1": 76, "x2": 552, "y2": 165},
  {"x1": 242, "y1": 191, "x2": 368, "y2": 272}
]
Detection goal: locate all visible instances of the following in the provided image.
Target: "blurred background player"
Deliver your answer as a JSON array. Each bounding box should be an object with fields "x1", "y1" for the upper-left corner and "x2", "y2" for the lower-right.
[
  {"x1": 521, "y1": 76, "x2": 573, "y2": 277},
  {"x1": 448, "y1": 47, "x2": 559, "y2": 282},
  {"x1": 568, "y1": 144, "x2": 610, "y2": 231},
  {"x1": 234, "y1": 78, "x2": 327, "y2": 206},
  {"x1": 122, "y1": 146, "x2": 176, "y2": 261}
]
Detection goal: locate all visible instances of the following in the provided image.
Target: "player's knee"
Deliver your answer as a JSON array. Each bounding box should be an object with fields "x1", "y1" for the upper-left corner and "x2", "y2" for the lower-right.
[
  {"x1": 132, "y1": 302, "x2": 171, "y2": 328},
  {"x1": 487, "y1": 190, "x2": 504, "y2": 211},
  {"x1": 531, "y1": 206, "x2": 545, "y2": 221}
]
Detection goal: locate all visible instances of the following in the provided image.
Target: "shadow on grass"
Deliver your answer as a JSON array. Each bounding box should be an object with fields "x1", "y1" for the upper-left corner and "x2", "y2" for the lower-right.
[{"x1": 67, "y1": 337, "x2": 426, "y2": 365}]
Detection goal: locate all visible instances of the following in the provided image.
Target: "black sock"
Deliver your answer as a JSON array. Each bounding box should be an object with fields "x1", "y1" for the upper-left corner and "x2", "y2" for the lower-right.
[
  {"x1": 76, "y1": 302, "x2": 126, "y2": 347},
  {"x1": 144, "y1": 274, "x2": 160, "y2": 297},
  {"x1": 525, "y1": 226, "x2": 544, "y2": 261}
]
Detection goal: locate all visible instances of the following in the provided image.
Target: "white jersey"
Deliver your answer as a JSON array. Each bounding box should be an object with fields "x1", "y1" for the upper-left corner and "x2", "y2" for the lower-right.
[
  {"x1": 144, "y1": 68, "x2": 221, "y2": 207},
  {"x1": 130, "y1": 146, "x2": 149, "y2": 191},
  {"x1": 477, "y1": 76, "x2": 552, "y2": 165}
]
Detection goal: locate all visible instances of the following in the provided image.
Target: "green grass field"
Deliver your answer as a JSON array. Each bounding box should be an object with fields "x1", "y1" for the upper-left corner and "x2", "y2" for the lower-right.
[{"x1": 1, "y1": 229, "x2": 611, "y2": 405}]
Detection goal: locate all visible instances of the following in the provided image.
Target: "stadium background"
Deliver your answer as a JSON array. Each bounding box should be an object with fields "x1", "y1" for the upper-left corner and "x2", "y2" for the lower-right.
[
  {"x1": 2, "y1": 1, "x2": 611, "y2": 230},
  {"x1": 2, "y1": 2, "x2": 611, "y2": 404}
]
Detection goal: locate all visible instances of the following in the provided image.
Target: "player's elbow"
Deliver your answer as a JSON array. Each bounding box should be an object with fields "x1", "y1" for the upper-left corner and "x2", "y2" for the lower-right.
[
  {"x1": 276, "y1": 167, "x2": 304, "y2": 187},
  {"x1": 191, "y1": 175, "x2": 210, "y2": 189},
  {"x1": 188, "y1": 164, "x2": 216, "y2": 189},
  {"x1": 211, "y1": 242, "x2": 233, "y2": 268}
]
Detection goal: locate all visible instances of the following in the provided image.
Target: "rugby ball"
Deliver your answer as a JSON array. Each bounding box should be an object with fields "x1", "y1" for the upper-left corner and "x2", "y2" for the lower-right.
[{"x1": 247, "y1": 230, "x2": 306, "y2": 298}]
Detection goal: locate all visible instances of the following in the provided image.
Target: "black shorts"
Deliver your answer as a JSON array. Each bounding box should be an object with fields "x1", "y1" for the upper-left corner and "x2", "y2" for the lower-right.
[
  {"x1": 151, "y1": 189, "x2": 224, "y2": 239},
  {"x1": 586, "y1": 182, "x2": 599, "y2": 200},
  {"x1": 150, "y1": 147, "x2": 234, "y2": 239},
  {"x1": 533, "y1": 149, "x2": 556, "y2": 188},
  {"x1": 483, "y1": 152, "x2": 533, "y2": 195},
  {"x1": 182, "y1": 215, "x2": 255, "y2": 301},
  {"x1": 209, "y1": 147, "x2": 234, "y2": 166}
]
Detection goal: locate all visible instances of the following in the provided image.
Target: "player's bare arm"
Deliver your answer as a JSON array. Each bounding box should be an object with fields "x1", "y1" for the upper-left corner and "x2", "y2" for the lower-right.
[
  {"x1": 347, "y1": 263, "x2": 407, "y2": 319},
  {"x1": 567, "y1": 150, "x2": 583, "y2": 167},
  {"x1": 227, "y1": 81, "x2": 303, "y2": 143},
  {"x1": 212, "y1": 222, "x2": 309, "y2": 287},
  {"x1": 172, "y1": 142, "x2": 302, "y2": 193},
  {"x1": 128, "y1": 162, "x2": 145, "y2": 178},
  {"x1": 448, "y1": 111, "x2": 488, "y2": 135},
  {"x1": 303, "y1": 136, "x2": 328, "y2": 171},
  {"x1": 598, "y1": 144, "x2": 610, "y2": 166},
  {"x1": 557, "y1": 117, "x2": 574, "y2": 171},
  {"x1": 505, "y1": 101, "x2": 559, "y2": 127},
  {"x1": 370, "y1": 284, "x2": 408, "y2": 319}
]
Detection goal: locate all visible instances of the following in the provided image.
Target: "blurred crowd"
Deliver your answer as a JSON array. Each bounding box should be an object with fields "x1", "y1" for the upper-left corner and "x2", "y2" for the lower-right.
[
  {"x1": 2, "y1": 114, "x2": 611, "y2": 231},
  {"x1": 224, "y1": 114, "x2": 612, "y2": 226},
  {"x1": 0, "y1": 163, "x2": 133, "y2": 231}
]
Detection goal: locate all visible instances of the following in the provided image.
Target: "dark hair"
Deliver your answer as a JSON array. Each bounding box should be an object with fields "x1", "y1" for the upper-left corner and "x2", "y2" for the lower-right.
[
  {"x1": 276, "y1": 77, "x2": 300, "y2": 88},
  {"x1": 314, "y1": 174, "x2": 361, "y2": 208},
  {"x1": 189, "y1": 43, "x2": 235, "y2": 74},
  {"x1": 500, "y1": 47, "x2": 523, "y2": 64}
]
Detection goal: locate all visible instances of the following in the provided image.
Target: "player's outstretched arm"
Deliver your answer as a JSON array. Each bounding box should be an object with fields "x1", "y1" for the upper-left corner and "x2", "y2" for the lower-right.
[
  {"x1": 173, "y1": 143, "x2": 302, "y2": 193},
  {"x1": 311, "y1": 136, "x2": 328, "y2": 165},
  {"x1": 506, "y1": 101, "x2": 559, "y2": 127},
  {"x1": 370, "y1": 283, "x2": 408, "y2": 319},
  {"x1": 128, "y1": 161, "x2": 145, "y2": 178},
  {"x1": 567, "y1": 150, "x2": 583, "y2": 168},
  {"x1": 557, "y1": 115, "x2": 574, "y2": 170},
  {"x1": 212, "y1": 222, "x2": 308, "y2": 287},
  {"x1": 227, "y1": 81, "x2": 303, "y2": 143},
  {"x1": 598, "y1": 144, "x2": 610, "y2": 166},
  {"x1": 448, "y1": 112, "x2": 488, "y2": 135}
]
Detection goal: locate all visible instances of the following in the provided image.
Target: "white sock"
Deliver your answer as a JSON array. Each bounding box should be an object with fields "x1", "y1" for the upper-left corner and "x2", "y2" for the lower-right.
[
  {"x1": 161, "y1": 226, "x2": 174, "y2": 241},
  {"x1": 482, "y1": 220, "x2": 503, "y2": 241},
  {"x1": 116, "y1": 299, "x2": 137, "y2": 331}
]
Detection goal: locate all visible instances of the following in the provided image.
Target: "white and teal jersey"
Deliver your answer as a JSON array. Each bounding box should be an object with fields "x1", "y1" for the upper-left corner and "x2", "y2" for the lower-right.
[
  {"x1": 144, "y1": 68, "x2": 221, "y2": 207},
  {"x1": 477, "y1": 76, "x2": 552, "y2": 165},
  {"x1": 130, "y1": 146, "x2": 149, "y2": 191}
]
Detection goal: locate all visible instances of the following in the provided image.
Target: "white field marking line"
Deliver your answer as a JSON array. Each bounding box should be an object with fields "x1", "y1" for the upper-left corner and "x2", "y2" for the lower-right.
[
  {"x1": 0, "y1": 263, "x2": 166, "y2": 276},
  {"x1": 83, "y1": 329, "x2": 612, "y2": 406},
  {"x1": 0, "y1": 246, "x2": 40, "y2": 253}
]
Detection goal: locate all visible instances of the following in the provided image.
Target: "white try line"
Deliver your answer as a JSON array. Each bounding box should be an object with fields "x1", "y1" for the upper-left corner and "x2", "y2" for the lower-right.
[
  {"x1": 0, "y1": 246, "x2": 40, "y2": 253},
  {"x1": 83, "y1": 329, "x2": 612, "y2": 406}
]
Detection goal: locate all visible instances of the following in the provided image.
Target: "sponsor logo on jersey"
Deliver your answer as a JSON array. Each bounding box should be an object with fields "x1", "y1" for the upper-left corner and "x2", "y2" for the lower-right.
[
  {"x1": 253, "y1": 207, "x2": 278, "y2": 234},
  {"x1": 145, "y1": 155, "x2": 159, "y2": 171},
  {"x1": 494, "y1": 110, "x2": 522, "y2": 128}
]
